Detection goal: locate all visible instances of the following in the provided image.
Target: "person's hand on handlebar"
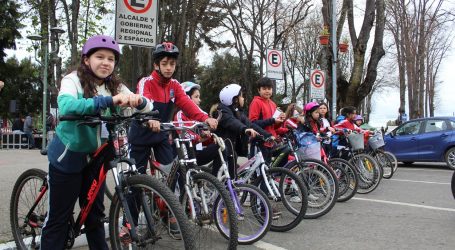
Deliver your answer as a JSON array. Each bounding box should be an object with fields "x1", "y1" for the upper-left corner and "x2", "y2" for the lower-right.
[
  {"x1": 245, "y1": 128, "x2": 259, "y2": 138},
  {"x1": 147, "y1": 120, "x2": 161, "y2": 133},
  {"x1": 205, "y1": 117, "x2": 218, "y2": 130},
  {"x1": 126, "y1": 94, "x2": 143, "y2": 108},
  {"x1": 112, "y1": 93, "x2": 130, "y2": 107}
]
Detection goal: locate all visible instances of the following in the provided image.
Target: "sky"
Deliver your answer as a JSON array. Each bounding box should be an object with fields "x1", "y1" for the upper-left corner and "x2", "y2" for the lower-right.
[{"x1": 4, "y1": 2, "x2": 455, "y2": 128}]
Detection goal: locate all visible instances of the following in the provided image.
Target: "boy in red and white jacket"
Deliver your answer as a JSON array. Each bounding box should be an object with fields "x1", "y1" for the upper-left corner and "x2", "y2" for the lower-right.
[
  {"x1": 248, "y1": 77, "x2": 285, "y2": 161},
  {"x1": 128, "y1": 42, "x2": 218, "y2": 173}
]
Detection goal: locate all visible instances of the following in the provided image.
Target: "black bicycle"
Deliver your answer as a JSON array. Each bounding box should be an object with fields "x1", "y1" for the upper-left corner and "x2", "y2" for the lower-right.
[{"x1": 10, "y1": 111, "x2": 196, "y2": 249}]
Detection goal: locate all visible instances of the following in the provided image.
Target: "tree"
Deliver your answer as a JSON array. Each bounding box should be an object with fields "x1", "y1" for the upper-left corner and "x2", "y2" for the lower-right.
[
  {"x1": 0, "y1": 0, "x2": 23, "y2": 62},
  {"x1": 386, "y1": 0, "x2": 454, "y2": 118},
  {"x1": 0, "y1": 58, "x2": 42, "y2": 120},
  {"x1": 197, "y1": 52, "x2": 260, "y2": 112},
  {"x1": 321, "y1": 0, "x2": 386, "y2": 110},
  {"x1": 219, "y1": 0, "x2": 312, "y2": 101}
]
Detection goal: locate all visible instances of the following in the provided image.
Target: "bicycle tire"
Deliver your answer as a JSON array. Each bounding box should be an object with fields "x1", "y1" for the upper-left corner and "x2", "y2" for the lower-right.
[
  {"x1": 328, "y1": 158, "x2": 359, "y2": 202},
  {"x1": 374, "y1": 150, "x2": 394, "y2": 179},
  {"x1": 349, "y1": 153, "x2": 382, "y2": 194},
  {"x1": 181, "y1": 171, "x2": 238, "y2": 250},
  {"x1": 253, "y1": 167, "x2": 308, "y2": 232},
  {"x1": 109, "y1": 174, "x2": 196, "y2": 250},
  {"x1": 384, "y1": 151, "x2": 398, "y2": 175},
  {"x1": 285, "y1": 159, "x2": 338, "y2": 219},
  {"x1": 228, "y1": 183, "x2": 272, "y2": 244},
  {"x1": 10, "y1": 168, "x2": 48, "y2": 249}
]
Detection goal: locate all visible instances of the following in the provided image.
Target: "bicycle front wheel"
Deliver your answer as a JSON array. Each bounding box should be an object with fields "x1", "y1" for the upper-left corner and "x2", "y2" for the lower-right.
[
  {"x1": 109, "y1": 174, "x2": 195, "y2": 250},
  {"x1": 181, "y1": 171, "x2": 238, "y2": 250},
  {"x1": 373, "y1": 150, "x2": 394, "y2": 179},
  {"x1": 253, "y1": 167, "x2": 308, "y2": 232},
  {"x1": 350, "y1": 153, "x2": 382, "y2": 194},
  {"x1": 328, "y1": 158, "x2": 359, "y2": 202},
  {"x1": 10, "y1": 168, "x2": 48, "y2": 249},
  {"x1": 384, "y1": 151, "x2": 398, "y2": 175},
  {"x1": 287, "y1": 159, "x2": 338, "y2": 219}
]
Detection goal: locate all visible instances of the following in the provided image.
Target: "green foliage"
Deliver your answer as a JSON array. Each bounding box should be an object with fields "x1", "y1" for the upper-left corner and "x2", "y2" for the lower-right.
[
  {"x1": 0, "y1": 57, "x2": 42, "y2": 119},
  {"x1": 0, "y1": 0, "x2": 23, "y2": 62},
  {"x1": 197, "y1": 52, "x2": 260, "y2": 112}
]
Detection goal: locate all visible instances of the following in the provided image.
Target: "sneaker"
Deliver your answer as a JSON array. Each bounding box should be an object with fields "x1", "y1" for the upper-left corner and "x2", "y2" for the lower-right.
[
  {"x1": 308, "y1": 194, "x2": 318, "y2": 201},
  {"x1": 289, "y1": 196, "x2": 302, "y2": 203},
  {"x1": 168, "y1": 216, "x2": 182, "y2": 240}
]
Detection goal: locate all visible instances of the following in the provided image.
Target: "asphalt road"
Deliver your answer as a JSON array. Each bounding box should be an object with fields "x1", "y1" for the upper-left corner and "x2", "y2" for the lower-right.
[{"x1": 1, "y1": 149, "x2": 454, "y2": 249}]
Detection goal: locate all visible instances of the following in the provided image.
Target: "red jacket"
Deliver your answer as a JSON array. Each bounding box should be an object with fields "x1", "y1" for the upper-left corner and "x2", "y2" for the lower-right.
[
  {"x1": 128, "y1": 71, "x2": 208, "y2": 145},
  {"x1": 334, "y1": 119, "x2": 370, "y2": 142},
  {"x1": 334, "y1": 119, "x2": 364, "y2": 132},
  {"x1": 248, "y1": 96, "x2": 280, "y2": 137}
]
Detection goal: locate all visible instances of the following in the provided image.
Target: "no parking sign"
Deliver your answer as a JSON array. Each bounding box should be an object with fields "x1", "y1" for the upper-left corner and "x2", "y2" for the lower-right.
[
  {"x1": 266, "y1": 49, "x2": 284, "y2": 80},
  {"x1": 310, "y1": 69, "x2": 326, "y2": 99},
  {"x1": 115, "y1": 0, "x2": 157, "y2": 47}
]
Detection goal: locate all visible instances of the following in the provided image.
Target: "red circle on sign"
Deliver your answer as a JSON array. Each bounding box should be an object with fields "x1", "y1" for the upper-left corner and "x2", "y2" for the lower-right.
[
  {"x1": 124, "y1": 0, "x2": 153, "y2": 14},
  {"x1": 267, "y1": 50, "x2": 282, "y2": 67},
  {"x1": 311, "y1": 70, "x2": 325, "y2": 88}
]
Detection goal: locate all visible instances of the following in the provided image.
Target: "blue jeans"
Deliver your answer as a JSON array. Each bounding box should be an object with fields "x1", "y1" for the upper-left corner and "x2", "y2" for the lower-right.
[{"x1": 25, "y1": 131, "x2": 34, "y2": 148}]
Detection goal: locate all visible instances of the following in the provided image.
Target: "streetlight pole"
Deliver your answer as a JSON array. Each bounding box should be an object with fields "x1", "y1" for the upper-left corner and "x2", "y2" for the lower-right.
[
  {"x1": 27, "y1": 27, "x2": 64, "y2": 153},
  {"x1": 331, "y1": 0, "x2": 338, "y2": 119},
  {"x1": 41, "y1": 40, "x2": 49, "y2": 152}
]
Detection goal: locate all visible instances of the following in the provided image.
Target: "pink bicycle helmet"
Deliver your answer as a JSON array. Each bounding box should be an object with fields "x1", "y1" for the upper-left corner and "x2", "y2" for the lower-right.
[
  {"x1": 304, "y1": 102, "x2": 320, "y2": 113},
  {"x1": 82, "y1": 35, "x2": 120, "y2": 62}
]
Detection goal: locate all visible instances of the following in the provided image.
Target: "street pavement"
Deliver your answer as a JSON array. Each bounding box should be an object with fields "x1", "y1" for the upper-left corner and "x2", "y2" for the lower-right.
[{"x1": 1, "y1": 149, "x2": 454, "y2": 249}]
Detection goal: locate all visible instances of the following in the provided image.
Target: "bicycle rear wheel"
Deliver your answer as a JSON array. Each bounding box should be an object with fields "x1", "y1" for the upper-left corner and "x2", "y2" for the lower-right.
[
  {"x1": 181, "y1": 171, "x2": 238, "y2": 250},
  {"x1": 350, "y1": 153, "x2": 382, "y2": 194},
  {"x1": 10, "y1": 168, "x2": 48, "y2": 249},
  {"x1": 109, "y1": 174, "x2": 195, "y2": 250},
  {"x1": 328, "y1": 158, "x2": 359, "y2": 202}
]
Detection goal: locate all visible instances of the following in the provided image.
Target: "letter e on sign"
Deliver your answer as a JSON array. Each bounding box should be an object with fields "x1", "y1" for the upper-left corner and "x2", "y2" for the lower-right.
[
  {"x1": 268, "y1": 50, "x2": 282, "y2": 67},
  {"x1": 311, "y1": 70, "x2": 325, "y2": 88}
]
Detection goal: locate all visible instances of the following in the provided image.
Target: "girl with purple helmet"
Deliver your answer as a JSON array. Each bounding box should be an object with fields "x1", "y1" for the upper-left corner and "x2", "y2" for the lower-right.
[{"x1": 41, "y1": 35, "x2": 152, "y2": 249}]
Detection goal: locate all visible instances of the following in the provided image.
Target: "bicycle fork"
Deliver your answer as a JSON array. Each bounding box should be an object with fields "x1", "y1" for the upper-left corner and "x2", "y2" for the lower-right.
[{"x1": 110, "y1": 161, "x2": 157, "y2": 244}]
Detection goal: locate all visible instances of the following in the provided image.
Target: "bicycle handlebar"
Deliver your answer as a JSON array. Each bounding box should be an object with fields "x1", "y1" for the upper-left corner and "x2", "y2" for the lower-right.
[
  {"x1": 160, "y1": 121, "x2": 209, "y2": 132},
  {"x1": 59, "y1": 110, "x2": 160, "y2": 125}
]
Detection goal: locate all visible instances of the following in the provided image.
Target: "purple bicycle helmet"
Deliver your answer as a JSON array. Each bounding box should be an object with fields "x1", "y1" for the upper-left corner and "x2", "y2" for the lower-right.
[
  {"x1": 354, "y1": 115, "x2": 363, "y2": 121},
  {"x1": 153, "y1": 42, "x2": 179, "y2": 60},
  {"x1": 82, "y1": 35, "x2": 120, "y2": 62},
  {"x1": 304, "y1": 102, "x2": 320, "y2": 113}
]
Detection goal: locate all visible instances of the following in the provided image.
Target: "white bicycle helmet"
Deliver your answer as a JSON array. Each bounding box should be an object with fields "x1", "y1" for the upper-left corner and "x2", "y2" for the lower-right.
[
  {"x1": 219, "y1": 84, "x2": 242, "y2": 106},
  {"x1": 181, "y1": 81, "x2": 200, "y2": 93}
]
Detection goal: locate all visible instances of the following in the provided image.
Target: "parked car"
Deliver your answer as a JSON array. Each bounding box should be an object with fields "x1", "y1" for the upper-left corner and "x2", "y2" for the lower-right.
[{"x1": 384, "y1": 116, "x2": 455, "y2": 170}]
